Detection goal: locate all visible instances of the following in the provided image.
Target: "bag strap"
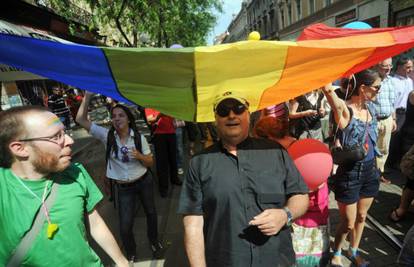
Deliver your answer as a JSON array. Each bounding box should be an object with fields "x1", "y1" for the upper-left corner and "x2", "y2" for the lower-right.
[
  {"x1": 332, "y1": 105, "x2": 370, "y2": 147},
  {"x1": 7, "y1": 181, "x2": 60, "y2": 267}
]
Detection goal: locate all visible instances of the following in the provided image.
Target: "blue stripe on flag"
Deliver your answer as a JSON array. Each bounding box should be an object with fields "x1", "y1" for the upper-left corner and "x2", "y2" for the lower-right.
[{"x1": 0, "y1": 33, "x2": 132, "y2": 104}]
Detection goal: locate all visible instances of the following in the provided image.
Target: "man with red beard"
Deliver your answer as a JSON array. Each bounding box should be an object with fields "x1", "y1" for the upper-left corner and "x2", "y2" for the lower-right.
[{"x1": 0, "y1": 106, "x2": 128, "y2": 267}]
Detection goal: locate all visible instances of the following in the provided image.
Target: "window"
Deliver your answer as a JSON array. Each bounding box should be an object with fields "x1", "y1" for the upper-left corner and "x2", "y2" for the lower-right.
[
  {"x1": 309, "y1": 0, "x2": 315, "y2": 14},
  {"x1": 288, "y1": 3, "x2": 292, "y2": 25},
  {"x1": 324, "y1": 0, "x2": 332, "y2": 7},
  {"x1": 269, "y1": 10, "x2": 275, "y2": 32},
  {"x1": 280, "y1": 9, "x2": 285, "y2": 29},
  {"x1": 296, "y1": 0, "x2": 302, "y2": 20}
]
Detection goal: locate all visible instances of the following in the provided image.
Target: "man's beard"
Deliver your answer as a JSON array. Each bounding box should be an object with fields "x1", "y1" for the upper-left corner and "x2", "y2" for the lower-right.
[{"x1": 31, "y1": 146, "x2": 67, "y2": 175}]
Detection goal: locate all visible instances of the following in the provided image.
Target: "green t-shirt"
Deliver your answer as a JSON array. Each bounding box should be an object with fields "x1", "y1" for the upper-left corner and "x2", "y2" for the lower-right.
[{"x1": 0, "y1": 163, "x2": 104, "y2": 267}]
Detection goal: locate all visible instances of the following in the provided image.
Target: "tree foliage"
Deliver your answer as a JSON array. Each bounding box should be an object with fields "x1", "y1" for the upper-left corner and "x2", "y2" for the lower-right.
[{"x1": 46, "y1": 0, "x2": 223, "y2": 47}]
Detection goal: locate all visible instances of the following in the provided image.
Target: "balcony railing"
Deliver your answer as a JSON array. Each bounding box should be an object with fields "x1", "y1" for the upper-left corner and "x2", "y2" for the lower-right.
[{"x1": 35, "y1": 0, "x2": 93, "y2": 26}]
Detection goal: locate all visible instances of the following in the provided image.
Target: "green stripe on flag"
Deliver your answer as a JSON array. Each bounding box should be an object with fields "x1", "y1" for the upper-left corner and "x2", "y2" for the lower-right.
[{"x1": 103, "y1": 47, "x2": 196, "y2": 121}]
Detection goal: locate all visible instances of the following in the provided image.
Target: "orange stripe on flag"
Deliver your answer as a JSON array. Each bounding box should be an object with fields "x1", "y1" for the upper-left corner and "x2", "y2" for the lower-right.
[{"x1": 258, "y1": 46, "x2": 374, "y2": 109}]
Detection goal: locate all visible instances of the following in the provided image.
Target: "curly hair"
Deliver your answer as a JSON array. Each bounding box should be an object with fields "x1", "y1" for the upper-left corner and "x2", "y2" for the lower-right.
[
  {"x1": 105, "y1": 104, "x2": 142, "y2": 164},
  {"x1": 0, "y1": 106, "x2": 49, "y2": 167},
  {"x1": 254, "y1": 116, "x2": 290, "y2": 140}
]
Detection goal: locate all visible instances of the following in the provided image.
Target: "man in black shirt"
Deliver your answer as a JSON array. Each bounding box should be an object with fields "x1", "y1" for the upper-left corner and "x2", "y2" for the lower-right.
[
  {"x1": 47, "y1": 87, "x2": 71, "y2": 129},
  {"x1": 178, "y1": 91, "x2": 309, "y2": 267}
]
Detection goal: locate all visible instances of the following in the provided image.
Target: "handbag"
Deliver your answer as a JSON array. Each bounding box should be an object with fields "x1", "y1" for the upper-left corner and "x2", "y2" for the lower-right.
[
  {"x1": 331, "y1": 143, "x2": 368, "y2": 165},
  {"x1": 330, "y1": 107, "x2": 369, "y2": 165}
]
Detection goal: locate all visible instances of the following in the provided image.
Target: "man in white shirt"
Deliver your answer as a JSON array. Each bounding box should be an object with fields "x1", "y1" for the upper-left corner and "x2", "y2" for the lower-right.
[{"x1": 388, "y1": 57, "x2": 414, "y2": 169}]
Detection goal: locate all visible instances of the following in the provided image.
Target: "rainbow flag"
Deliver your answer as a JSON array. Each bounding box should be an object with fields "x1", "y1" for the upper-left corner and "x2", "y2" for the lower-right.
[{"x1": 1, "y1": 24, "x2": 414, "y2": 122}]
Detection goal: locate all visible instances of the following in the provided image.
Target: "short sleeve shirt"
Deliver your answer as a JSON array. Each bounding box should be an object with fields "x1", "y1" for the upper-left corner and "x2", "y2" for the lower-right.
[
  {"x1": 373, "y1": 76, "x2": 396, "y2": 118},
  {"x1": 177, "y1": 137, "x2": 308, "y2": 267},
  {"x1": 89, "y1": 123, "x2": 151, "y2": 181},
  {"x1": 391, "y1": 74, "x2": 414, "y2": 109},
  {"x1": 0, "y1": 163, "x2": 103, "y2": 266}
]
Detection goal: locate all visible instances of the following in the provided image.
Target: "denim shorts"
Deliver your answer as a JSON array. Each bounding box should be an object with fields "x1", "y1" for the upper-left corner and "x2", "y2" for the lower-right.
[{"x1": 332, "y1": 159, "x2": 380, "y2": 204}]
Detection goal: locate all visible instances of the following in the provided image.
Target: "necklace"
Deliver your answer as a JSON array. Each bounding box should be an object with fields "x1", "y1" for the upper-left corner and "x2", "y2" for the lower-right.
[{"x1": 12, "y1": 172, "x2": 59, "y2": 239}]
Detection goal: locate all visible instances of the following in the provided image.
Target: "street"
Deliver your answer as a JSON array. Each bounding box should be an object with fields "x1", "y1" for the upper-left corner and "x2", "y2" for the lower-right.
[{"x1": 70, "y1": 123, "x2": 407, "y2": 267}]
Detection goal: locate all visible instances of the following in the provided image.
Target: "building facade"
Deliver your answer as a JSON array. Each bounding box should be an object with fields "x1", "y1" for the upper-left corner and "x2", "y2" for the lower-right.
[
  {"x1": 246, "y1": 0, "x2": 279, "y2": 40},
  {"x1": 223, "y1": 1, "x2": 249, "y2": 43},
  {"x1": 390, "y1": 0, "x2": 414, "y2": 26},
  {"x1": 223, "y1": 0, "x2": 414, "y2": 43},
  {"x1": 277, "y1": 0, "x2": 390, "y2": 40}
]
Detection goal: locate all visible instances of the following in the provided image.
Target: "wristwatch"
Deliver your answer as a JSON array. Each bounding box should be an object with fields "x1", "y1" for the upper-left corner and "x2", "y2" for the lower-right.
[{"x1": 283, "y1": 206, "x2": 293, "y2": 227}]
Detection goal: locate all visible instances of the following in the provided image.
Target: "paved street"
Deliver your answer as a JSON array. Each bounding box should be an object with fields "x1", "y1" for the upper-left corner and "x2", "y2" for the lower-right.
[{"x1": 71, "y1": 126, "x2": 408, "y2": 267}]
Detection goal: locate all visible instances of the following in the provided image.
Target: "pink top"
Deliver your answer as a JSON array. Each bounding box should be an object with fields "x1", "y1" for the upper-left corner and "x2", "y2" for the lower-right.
[{"x1": 294, "y1": 182, "x2": 329, "y2": 227}]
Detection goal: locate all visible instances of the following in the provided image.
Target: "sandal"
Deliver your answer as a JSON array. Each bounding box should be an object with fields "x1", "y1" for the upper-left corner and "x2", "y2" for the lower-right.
[
  {"x1": 347, "y1": 249, "x2": 369, "y2": 267},
  {"x1": 330, "y1": 250, "x2": 344, "y2": 267},
  {"x1": 389, "y1": 208, "x2": 405, "y2": 222}
]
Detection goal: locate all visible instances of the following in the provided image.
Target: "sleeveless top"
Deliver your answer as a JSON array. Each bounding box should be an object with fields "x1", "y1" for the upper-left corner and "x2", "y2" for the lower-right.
[
  {"x1": 337, "y1": 102, "x2": 380, "y2": 159},
  {"x1": 401, "y1": 95, "x2": 414, "y2": 155}
]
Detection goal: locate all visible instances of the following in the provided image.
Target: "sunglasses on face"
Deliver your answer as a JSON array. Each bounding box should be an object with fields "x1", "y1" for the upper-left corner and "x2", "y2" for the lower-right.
[
  {"x1": 120, "y1": 146, "x2": 129, "y2": 163},
  {"x1": 369, "y1": 85, "x2": 381, "y2": 91},
  {"x1": 215, "y1": 103, "x2": 247, "y2": 117}
]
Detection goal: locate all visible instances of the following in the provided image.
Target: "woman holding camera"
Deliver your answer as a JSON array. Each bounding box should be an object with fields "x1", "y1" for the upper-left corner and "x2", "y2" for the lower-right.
[
  {"x1": 322, "y1": 69, "x2": 382, "y2": 267},
  {"x1": 289, "y1": 90, "x2": 327, "y2": 141}
]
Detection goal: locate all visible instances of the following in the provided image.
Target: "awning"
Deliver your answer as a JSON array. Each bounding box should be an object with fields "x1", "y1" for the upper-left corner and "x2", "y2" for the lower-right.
[{"x1": 0, "y1": 19, "x2": 71, "y2": 81}]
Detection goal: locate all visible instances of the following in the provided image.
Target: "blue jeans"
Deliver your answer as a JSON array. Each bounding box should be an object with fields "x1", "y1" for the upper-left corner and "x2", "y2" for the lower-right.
[
  {"x1": 176, "y1": 127, "x2": 184, "y2": 169},
  {"x1": 117, "y1": 172, "x2": 158, "y2": 258}
]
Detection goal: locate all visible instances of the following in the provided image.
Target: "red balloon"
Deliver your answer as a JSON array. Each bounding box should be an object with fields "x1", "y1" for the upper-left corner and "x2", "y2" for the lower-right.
[{"x1": 287, "y1": 139, "x2": 333, "y2": 191}]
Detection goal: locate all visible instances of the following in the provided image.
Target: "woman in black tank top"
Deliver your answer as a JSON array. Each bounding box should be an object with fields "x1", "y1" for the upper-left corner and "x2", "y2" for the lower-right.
[{"x1": 401, "y1": 91, "x2": 414, "y2": 155}]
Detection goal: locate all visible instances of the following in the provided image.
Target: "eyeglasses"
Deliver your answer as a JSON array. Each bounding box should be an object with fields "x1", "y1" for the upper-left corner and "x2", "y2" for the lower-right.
[
  {"x1": 120, "y1": 146, "x2": 129, "y2": 163},
  {"x1": 19, "y1": 130, "x2": 67, "y2": 145},
  {"x1": 215, "y1": 104, "x2": 247, "y2": 117},
  {"x1": 369, "y1": 85, "x2": 381, "y2": 91}
]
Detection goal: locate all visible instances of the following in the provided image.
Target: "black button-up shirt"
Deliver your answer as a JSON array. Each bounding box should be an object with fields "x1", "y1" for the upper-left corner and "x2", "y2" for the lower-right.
[{"x1": 177, "y1": 137, "x2": 308, "y2": 267}]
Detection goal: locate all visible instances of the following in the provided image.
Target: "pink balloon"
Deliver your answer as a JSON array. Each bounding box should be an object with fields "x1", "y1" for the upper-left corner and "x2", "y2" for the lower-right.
[{"x1": 287, "y1": 139, "x2": 333, "y2": 191}]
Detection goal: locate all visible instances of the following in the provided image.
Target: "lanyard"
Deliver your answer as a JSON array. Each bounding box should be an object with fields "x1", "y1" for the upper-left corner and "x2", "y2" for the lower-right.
[{"x1": 12, "y1": 172, "x2": 59, "y2": 239}]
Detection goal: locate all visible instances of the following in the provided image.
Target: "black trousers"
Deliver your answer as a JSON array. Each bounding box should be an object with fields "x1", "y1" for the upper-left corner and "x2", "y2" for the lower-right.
[
  {"x1": 117, "y1": 173, "x2": 158, "y2": 258},
  {"x1": 387, "y1": 111, "x2": 406, "y2": 167},
  {"x1": 153, "y1": 133, "x2": 178, "y2": 194}
]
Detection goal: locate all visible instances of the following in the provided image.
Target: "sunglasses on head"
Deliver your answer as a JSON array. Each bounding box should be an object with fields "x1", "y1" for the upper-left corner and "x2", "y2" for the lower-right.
[
  {"x1": 215, "y1": 103, "x2": 247, "y2": 117},
  {"x1": 120, "y1": 146, "x2": 129, "y2": 163}
]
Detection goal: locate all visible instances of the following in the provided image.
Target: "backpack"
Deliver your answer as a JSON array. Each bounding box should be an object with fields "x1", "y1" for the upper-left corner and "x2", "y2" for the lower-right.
[{"x1": 401, "y1": 144, "x2": 414, "y2": 180}]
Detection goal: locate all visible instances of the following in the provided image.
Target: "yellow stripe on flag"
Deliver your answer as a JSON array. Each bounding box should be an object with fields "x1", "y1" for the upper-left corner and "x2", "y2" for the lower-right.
[{"x1": 194, "y1": 41, "x2": 293, "y2": 122}]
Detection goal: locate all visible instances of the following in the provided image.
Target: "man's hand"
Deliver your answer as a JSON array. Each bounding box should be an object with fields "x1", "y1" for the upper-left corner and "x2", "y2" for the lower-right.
[
  {"x1": 248, "y1": 209, "x2": 288, "y2": 236},
  {"x1": 392, "y1": 119, "x2": 397, "y2": 132}
]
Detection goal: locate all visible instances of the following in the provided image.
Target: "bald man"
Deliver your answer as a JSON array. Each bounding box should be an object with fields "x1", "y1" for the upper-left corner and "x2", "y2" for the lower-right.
[
  {"x1": 374, "y1": 58, "x2": 397, "y2": 184},
  {"x1": 0, "y1": 106, "x2": 128, "y2": 267}
]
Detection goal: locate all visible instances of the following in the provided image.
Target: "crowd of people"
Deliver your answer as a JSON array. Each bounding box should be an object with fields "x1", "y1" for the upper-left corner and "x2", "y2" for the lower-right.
[{"x1": 1, "y1": 55, "x2": 414, "y2": 267}]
